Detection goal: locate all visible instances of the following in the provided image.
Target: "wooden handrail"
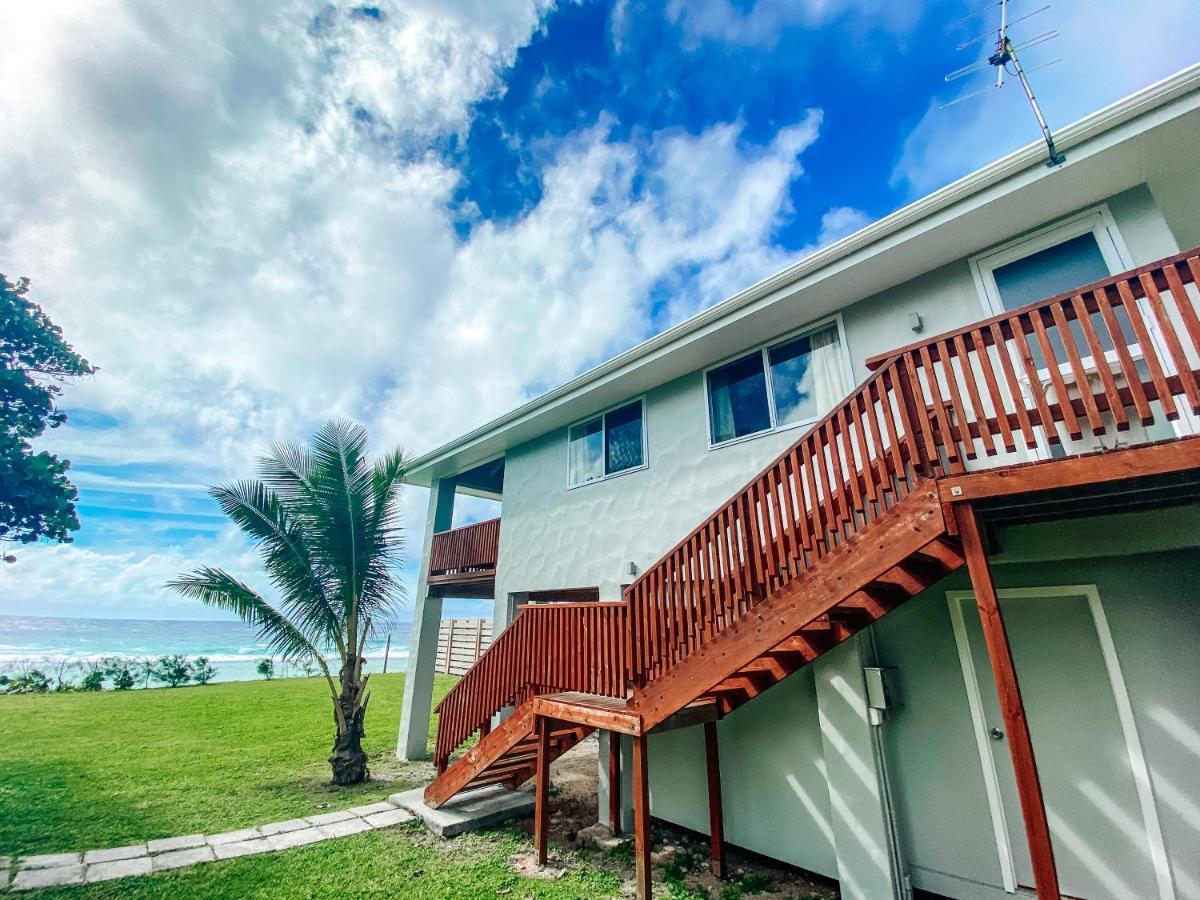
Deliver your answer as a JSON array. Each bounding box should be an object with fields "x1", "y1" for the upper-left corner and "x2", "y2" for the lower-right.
[
  {"x1": 863, "y1": 246, "x2": 1200, "y2": 371},
  {"x1": 429, "y1": 517, "x2": 500, "y2": 577},
  {"x1": 431, "y1": 601, "x2": 631, "y2": 769}
]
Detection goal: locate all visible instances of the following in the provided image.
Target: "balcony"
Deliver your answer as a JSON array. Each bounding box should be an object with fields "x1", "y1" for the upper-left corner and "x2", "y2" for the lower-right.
[{"x1": 427, "y1": 517, "x2": 500, "y2": 599}]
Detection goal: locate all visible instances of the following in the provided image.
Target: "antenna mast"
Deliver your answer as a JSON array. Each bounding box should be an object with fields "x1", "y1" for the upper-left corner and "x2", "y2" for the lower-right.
[{"x1": 945, "y1": 0, "x2": 1066, "y2": 167}]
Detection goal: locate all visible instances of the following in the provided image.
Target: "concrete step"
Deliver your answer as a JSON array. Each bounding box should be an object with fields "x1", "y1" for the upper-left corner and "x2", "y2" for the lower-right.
[{"x1": 391, "y1": 785, "x2": 534, "y2": 838}]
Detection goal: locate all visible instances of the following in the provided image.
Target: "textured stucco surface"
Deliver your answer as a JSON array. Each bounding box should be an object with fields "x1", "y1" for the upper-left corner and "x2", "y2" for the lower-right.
[{"x1": 647, "y1": 667, "x2": 839, "y2": 879}]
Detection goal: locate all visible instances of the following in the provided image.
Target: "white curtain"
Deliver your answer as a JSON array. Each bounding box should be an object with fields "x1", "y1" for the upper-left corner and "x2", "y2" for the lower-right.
[
  {"x1": 709, "y1": 378, "x2": 736, "y2": 443},
  {"x1": 569, "y1": 421, "x2": 602, "y2": 484},
  {"x1": 808, "y1": 324, "x2": 845, "y2": 414}
]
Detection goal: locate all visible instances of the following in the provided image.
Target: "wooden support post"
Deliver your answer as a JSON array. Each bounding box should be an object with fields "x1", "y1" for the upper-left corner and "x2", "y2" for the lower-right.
[
  {"x1": 608, "y1": 731, "x2": 622, "y2": 836},
  {"x1": 632, "y1": 733, "x2": 652, "y2": 899},
  {"x1": 703, "y1": 721, "x2": 727, "y2": 879},
  {"x1": 534, "y1": 716, "x2": 551, "y2": 866},
  {"x1": 954, "y1": 503, "x2": 1060, "y2": 899}
]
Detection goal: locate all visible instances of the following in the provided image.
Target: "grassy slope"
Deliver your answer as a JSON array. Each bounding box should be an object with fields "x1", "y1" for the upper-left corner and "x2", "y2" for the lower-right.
[
  {"x1": 0, "y1": 673, "x2": 449, "y2": 855},
  {"x1": 0, "y1": 674, "x2": 622, "y2": 898}
]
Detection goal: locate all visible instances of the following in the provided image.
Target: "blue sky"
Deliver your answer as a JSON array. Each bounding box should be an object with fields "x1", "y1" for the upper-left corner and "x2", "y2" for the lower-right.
[{"x1": 1, "y1": 0, "x2": 1195, "y2": 620}]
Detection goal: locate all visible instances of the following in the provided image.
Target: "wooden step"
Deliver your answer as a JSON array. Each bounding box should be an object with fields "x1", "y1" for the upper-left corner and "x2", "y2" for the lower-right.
[{"x1": 632, "y1": 488, "x2": 951, "y2": 732}]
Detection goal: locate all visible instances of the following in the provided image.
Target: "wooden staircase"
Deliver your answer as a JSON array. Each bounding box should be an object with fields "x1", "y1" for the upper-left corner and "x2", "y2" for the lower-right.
[
  {"x1": 641, "y1": 496, "x2": 966, "y2": 727},
  {"x1": 424, "y1": 247, "x2": 1200, "y2": 820}
]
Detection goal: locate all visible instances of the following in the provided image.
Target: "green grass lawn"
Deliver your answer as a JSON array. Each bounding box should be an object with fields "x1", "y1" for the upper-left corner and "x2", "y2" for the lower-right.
[
  {"x1": 0, "y1": 673, "x2": 451, "y2": 856},
  {"x1": 0, "y1": 674, "x2": 622, "y2": 897}
]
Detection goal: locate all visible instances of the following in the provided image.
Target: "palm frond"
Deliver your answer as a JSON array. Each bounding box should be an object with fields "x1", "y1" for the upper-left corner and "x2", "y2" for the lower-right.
[
  {"x1": 357, "y1": 447, "x2": 407, "y2": 620},
  {"x1": 304, "y1": 419, "x2": 373, "y2": 619},
  {"x1": 166, "y1": 567, "x2": 324, "y2": 664},
  {"x1": 258, "y1": 438, "x2": 314, "y2": 505},
  {"x1": 208, "y1": 480, "x2": 344, "y2": 651}
]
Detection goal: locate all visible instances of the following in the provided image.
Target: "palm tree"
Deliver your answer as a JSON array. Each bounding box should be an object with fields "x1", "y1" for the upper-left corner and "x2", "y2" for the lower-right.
[{"x1": 168, "y1": 419, "x2": 405, "y2": 785}]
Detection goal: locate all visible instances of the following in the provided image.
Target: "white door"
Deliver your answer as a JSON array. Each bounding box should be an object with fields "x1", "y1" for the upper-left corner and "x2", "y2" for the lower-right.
[{"x1": 949, "y1": 587, "x2": 1173, "y2": 899}]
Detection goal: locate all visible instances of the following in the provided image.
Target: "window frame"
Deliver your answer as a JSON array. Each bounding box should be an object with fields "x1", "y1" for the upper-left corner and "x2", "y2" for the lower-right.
[
  {"x1": 702, "y1": 314, "x2": 853, "y2": 450},
  {"x1": 565, "y1": 396, "x2": 649, "y2": 489},
  {"x1": 968, "y1": 204, "x2": 1133, "y2": 318}
]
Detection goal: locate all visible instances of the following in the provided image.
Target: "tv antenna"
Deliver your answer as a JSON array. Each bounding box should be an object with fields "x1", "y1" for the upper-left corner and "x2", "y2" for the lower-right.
[{"x1": 943, "y1": 0, "x2": 1066, "y2": 167}]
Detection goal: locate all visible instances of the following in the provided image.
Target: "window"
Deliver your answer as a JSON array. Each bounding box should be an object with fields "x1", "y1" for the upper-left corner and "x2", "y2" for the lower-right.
[
  {"x1": 568, "y1": 400, "x2": 645, "y2": 486},
  {"x1": 990, "y1": 232, "x2": 1110, "y2": 311},
  {"x1": 972, "y1": 206, "x2": 1129, "y2": 316},
  {"x1": 706, "y1": 321, "x2": 847, "y2": 447},
  {"x1": 972, "y1": 207, "x2": 1133, "y2": 366}
]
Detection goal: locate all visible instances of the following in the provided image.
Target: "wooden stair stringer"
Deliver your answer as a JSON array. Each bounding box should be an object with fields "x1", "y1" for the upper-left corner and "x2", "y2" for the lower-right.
[
  {"x1": 425, "y1": 700, "x2": 537, "y2": 808},
  {"x1": 425, "y1": 693, "x2": 641, "y2": 809},
  {"x1": 632, "y1": 485, "x2": 950, "y2": 733}
]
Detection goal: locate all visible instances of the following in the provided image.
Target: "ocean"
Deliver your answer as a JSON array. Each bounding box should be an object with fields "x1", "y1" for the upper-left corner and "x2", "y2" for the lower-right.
[{"x1": 0, "y1": 615, "x2": 411, "y2": 686}]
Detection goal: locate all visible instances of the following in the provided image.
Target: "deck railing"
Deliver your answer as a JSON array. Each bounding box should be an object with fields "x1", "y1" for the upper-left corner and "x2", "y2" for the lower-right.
[
  {"x1": 430, "y1": 247, "x2": 1200, "y2": 764},
  {"x1": 623, "y1": 247, "x2": 1200, "y2": 689},
  {"x1": 432, "y1": 601, "x2": 630, "y2": 768},
  {"x1": 429, "y1": 517, "x2": 501, "y2": 578}
]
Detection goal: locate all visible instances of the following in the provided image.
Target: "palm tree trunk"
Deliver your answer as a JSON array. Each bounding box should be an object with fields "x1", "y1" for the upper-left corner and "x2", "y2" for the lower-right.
[
  {"x1": 330, "y1": 659, "x2": 370, "y2": 785},
  {"x1": 330, "y1": 698, "x2": 368, "y2": 785}
]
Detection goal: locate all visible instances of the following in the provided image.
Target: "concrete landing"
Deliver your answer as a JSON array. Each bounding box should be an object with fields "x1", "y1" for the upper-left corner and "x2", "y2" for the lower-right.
[{"x1": 391, "y1": 785, "x2": 534, "y2": 838}]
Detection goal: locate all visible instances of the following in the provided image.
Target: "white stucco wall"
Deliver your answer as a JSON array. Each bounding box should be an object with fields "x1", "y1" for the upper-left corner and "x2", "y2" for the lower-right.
[{"x1": 646, "y1": 666, "x2": 839, "y2": 879}]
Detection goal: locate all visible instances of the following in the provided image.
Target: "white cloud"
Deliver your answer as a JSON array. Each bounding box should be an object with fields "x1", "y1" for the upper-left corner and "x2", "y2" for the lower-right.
[
  {"x1": 816, "y1": 206, "x2": 872, "y2": 246},
  {"x1": 0, "y1": 1, "x2": 827, "y2": 619},
  {"x1": 891, "y1": 0, "x2": 1198, "y2": 195},
  {"x1": 665, "y1": 0, "x2": 918, "y2": 48},
  {"x1": 0, "y1": 528, "x2": 268, "y2": 620},
  {"x1": 374, "y1": 112, "x2": 824, "y2": 450}
]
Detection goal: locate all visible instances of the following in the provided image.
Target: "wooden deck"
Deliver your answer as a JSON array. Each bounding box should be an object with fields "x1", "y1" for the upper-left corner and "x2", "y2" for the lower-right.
[{"x1": 427, "y1": 517, "x2": 500, "y2": 597}]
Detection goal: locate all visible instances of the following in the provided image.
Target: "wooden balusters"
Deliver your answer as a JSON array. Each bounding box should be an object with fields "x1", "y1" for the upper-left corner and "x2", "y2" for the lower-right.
[
  {"x1": 429, "y1": 517, "x2": 501, "y2": 576},
  {"x1": 433, "y1": 602, "x2": 632, "y2": 767}
]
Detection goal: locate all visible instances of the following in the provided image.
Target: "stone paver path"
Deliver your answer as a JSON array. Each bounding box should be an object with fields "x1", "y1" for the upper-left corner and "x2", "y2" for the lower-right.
[{"x1": 2, "y1": 799, "x2": 414, "y2": 892}]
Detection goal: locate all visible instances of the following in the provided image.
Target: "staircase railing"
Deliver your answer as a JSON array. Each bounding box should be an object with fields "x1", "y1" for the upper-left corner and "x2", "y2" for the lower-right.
[
  {"x1": 624, "y1": 353, "x2": 930, "y2": 688},
  {"x1": 624, "y1": 247, "x2": 1200, "y2": 689},
  {"x1": 432, "y1": 601, "x2": 630, "y2": 769}
]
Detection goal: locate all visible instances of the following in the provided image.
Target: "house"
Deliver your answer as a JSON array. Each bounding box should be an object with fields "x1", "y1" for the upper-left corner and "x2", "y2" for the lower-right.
[{"x1": 396, "y1": 64, "x2": 1200, "y2": 900}]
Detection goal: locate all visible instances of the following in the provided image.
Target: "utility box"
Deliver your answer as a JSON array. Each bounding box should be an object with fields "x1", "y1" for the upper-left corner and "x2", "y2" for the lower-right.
[{"x1": 863, "y1": 666, "x2": 900, "y2": 711}]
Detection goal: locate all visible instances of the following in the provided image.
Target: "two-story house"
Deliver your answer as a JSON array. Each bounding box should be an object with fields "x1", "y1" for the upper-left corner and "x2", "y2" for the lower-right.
[{"x1": 396, "y1": 64, "x2": 1200, "y2": 900}]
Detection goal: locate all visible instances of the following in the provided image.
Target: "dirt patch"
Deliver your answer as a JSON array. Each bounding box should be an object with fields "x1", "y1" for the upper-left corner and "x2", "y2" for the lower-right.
[{"x1": 509, "y1": 734, "x2": 840, "y2": 899}]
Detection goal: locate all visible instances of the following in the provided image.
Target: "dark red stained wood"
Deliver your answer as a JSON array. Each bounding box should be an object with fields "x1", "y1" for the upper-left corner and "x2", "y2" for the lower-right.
[
  {"x1": 704, "y1": 721, "x2": 727, "y2": 879},
  {"x1": 632, "y1": 734, "x2": 652, "y2": 900},
  {"x1": 608, "y1": 731, "x2": 622, "y2": 836},
  {"x1": 534, "y1": 716, "x2": 551, "y2": 865},
  {"x1": 1140, "y1": 271, "x2": 1200, "y2": 412},
  {"x1": 938, "y1": 436, "x2": 1200, "y2": 503},
  {"x1": 1070, "y1": 293, "x2": 1128, "y2": 431},
  {"x1": 1116, "y1": 279, "x2": 1178, "y2": 419},
  {"x1": 1095, "y1": 285, "x2": 1154, "y2": 425},
  {"x1": 954, "y1": 503, "x2": 1060, "y2": 900},
  {"x1": 428, "y1": 517, "x2": 501, "y2": 576},
  {"x1": 865, "y1": 245, "x2": 1200, "y2": 370}
]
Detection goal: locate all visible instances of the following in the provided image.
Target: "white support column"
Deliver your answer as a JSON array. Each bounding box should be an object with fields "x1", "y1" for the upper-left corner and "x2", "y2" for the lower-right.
[
  {"x1": 396, "y1": 476, "x2": 455, "y2": 760},
  {"x1": 597, "y1": 730, "x2": 634, "y2": 833},
  {"x1": 814, "y1": 635, "x2": 904, "y2": 900}
]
